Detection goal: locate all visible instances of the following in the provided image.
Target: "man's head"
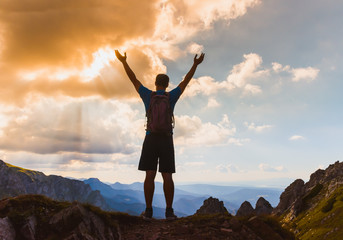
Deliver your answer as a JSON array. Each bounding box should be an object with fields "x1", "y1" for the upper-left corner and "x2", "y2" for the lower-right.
[{"x1": 155, "y1": 74, "x2": 169, "y2": 89}]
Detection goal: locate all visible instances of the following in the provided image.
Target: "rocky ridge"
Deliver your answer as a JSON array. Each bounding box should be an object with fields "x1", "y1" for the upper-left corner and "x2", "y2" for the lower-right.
[
  {"x1": 2, "y1": 159, "x2": 343, "y2": 239},
  {"x1": 0, "y1": 159, "x2": 108, "y2": 210},
  {"x1": 0, "y1": 194, "x2": 294, "y2": 240},
  {"x1": 274, "y1": 161, "x2": 343, "y2": 239},
  {"x1": 274, "y1": 161, "x2": 343, "y2": 219}
]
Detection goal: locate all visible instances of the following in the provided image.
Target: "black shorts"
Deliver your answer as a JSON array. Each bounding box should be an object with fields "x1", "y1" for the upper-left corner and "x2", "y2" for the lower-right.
[{"x1": 138, "y1": 133, "x2": 175, "y2": 173}]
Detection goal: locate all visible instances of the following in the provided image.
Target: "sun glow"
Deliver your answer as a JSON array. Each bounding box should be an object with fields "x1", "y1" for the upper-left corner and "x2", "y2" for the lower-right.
[
  {"x1": 80, "y1": 47, "x2": 116, "y2": 81},
  {"x1": 18, "y1": 47, "x2": 117, "y2": 82}
]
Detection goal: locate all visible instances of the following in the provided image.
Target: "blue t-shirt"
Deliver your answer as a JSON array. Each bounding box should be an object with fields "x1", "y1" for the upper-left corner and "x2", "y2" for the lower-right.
[{"x1": 139, "y1": 85, "x2": 182, "y2": 133}]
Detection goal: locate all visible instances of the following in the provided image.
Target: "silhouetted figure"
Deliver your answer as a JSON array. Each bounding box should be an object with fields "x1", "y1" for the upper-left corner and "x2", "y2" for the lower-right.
[{"x1": 115, "y1": 49, "x2": 204, "y2": 220}]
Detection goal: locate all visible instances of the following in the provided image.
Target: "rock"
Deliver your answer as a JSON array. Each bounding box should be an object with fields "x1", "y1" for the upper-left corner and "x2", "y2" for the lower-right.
[
  {"x1": 247, "y1": 216, "x2": 283, "y2": 240},
  {"x1": 229, "y1": 217, "x2": 242, "y2": 231},
  {"x1": 273, "y1": 179, "x2": 305, "y2": 215},
  {"x1": 49, "y1": 202, "x2": 118, "y2": 240},
  {"x1": 255, "y1": 197, "x2": 273, "y2": 215},
  {"x1": 195, "y1": 197, "x2": 228, "y2": 215},
  {"x1": 20, "y1": 215, "x2": 37, "y2": 240},
  {"x1": 0, "y1": 217, "x2": 16, "y2": 240},
  {"x1": 236, "y1": 201, "x2": 255, "y2": 217}
]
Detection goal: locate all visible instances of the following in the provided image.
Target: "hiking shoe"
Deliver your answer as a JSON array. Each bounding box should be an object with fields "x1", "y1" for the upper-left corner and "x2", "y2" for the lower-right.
[
  {"x1": 141, "y1": 208, "x2": 153, "y2": 221},
  {"x1": 165, "y1": 207, "x2": 177, "y2": 220}
]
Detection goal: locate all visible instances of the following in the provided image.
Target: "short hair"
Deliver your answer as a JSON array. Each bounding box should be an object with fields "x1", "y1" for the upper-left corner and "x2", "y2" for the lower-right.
[{"x1": 155, "y1": 74, "x2": 169, "y2": 88}]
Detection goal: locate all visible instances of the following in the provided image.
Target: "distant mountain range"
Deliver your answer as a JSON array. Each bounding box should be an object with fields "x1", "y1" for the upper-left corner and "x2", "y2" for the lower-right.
[
  {"x1": 84, "y1": 178, "x2": 283, "y2": 218},
  {"x1": 0, "y1": 159, "x2": 282, "y2": 218}
]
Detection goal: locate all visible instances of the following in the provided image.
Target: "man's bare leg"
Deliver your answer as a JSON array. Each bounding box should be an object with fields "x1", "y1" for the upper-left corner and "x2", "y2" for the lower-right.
[
  {"x1": 161, "y1": 172, "x2": 174, "y2": 208},
  {"x1": 144, "y1": 170, "x2": 157, "y2": 208}
]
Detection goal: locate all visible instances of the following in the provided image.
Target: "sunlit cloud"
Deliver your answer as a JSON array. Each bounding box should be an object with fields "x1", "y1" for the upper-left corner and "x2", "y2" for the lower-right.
[
  {"x1": 0, "y1": 97, "x2": 143, "y2": 154},
  {"x1": 187, "y1": 42, "x2": 204, "y2": 55},
  {"x1": 227, "y1": 53, "x2": 267, "y2": 88},
  {"x1": 174, "y1": 114, "x2": 239, "y2": 146},
  {"x1": 183, "y1": 53, "x2": 267, "y2": 97},
  {"x1": 183, "y1": 76, "x2": 224, "y2": 98},
  {"x1": 291, "y1": 67, "x2": 320, "y2": 82},
  {"x1": 272, "y1": 62, "x2": 319, "y2": 82},
  {"x1": 0, "y1": 0, "x2": 263, "y2": 105}
]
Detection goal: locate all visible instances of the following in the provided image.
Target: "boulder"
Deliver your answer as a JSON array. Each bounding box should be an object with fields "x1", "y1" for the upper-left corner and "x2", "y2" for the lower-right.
[
  {"x1": 0, "y1": 217, "x2": 16, "y2": 240},
  {"x1": 49, "y1": 202, "x2": 118, "y2": 239},
  {"x1": 20, "y1": 215, "x2": 37, "y2": 240}
]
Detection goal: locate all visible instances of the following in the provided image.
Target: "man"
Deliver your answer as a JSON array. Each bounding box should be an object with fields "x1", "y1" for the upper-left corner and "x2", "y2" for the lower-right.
[{"x1": 115, "y1": 50, "x2": 205, "y2": 220}]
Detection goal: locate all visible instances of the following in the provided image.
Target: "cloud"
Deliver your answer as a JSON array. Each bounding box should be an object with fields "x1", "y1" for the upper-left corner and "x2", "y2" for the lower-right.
[
  {"x1": 289, "y1": 135, "x2": 306, "y2": 141},
  {"x1": 183, "y1": 53, "x2": 267, "y2": 98},
  {"x1": 0, "y1": 48, "x2": 167, "y2": 105},
  {"x1": 174, "y1": 114, "x2": 241, "y2": 146},
  {"x1": 245, "y1": 122, "x2": 273, "y2": 132},
  {"x1": 291, "y1": 67, "x2": 320, "y2": 82},
  {"x1": 0, "y1": 0, "x2": 263, "y2": 104},
  {"x1": 0, "y1": 97, "x2": 143, "y2": 154},
  {"x1": 216, "y1": 164, "x2": 241, "y2": 173},
  {"x1": 182, "y1": 54, "x2": 320, "y2": 100},
  {"x1": 259, "y1": 163, "x2": 286, "y2": 172},
  {"x1": 243, "y1": 84, "x2": 262, "y2": 95},
  {"x1": 170, "y1": 0, "x2": 261, "y2": 29},
  {"x1": 187, "y1": 42, "x2": 204, "y2": 55},
  {"x1": 226, "y1": 53, "x2": 267, "y2": 88},
  {"x1": 184, "y1": 161, "x2": 206, "y2": 167},
  {"x1": 0, "y1": 0, "x2": 157, "y2": 69},
  {"x1": 182, "y1": 76, "x2": 224, "y2": 98},
  {"x1": 207, "y1": 98, "x2": 220, "y2": 108},
  {"x1": 272, "y1": 62, "x2": 319, "y2": 82},
  {"x1": 272, "y1": 62, "x2": 290, "y2": 73}
]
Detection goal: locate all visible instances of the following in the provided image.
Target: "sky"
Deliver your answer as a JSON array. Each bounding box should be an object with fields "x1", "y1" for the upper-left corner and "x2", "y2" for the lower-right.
[{"x1": 0, "y1": 0, "x2": 342, "y2": 187}]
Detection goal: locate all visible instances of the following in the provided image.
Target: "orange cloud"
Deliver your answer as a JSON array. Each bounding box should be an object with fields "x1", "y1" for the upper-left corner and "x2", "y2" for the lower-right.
[
  {"x1": 0, "y1": 0, "x2": 157, "y2": 68},
  {"x1": 0, "y1": 0, "x2": 261, "y2": 105}
]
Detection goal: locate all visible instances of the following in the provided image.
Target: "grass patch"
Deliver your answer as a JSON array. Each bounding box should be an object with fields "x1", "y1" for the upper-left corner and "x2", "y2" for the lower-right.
[
  {"x1": 294, "y1": 186, "x2": 343, "y2": 240},
  {"x1": 322, "y1": 197, "x2": 336, "y2": 213},
  {"x1": 263, "y1": 216, "x2": 295, "y2": 239},
  {"x1": 303, "y1": 184, "x2": 323, "y2": 204}
]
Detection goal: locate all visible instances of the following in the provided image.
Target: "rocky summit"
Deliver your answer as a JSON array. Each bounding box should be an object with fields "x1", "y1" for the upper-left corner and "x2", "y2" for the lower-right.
[
  {"x1": 236, "y1": 197, "x2": 274, "y2": 217},
  {"x1": 236, "y1": 201, "x2": 256, "y2": 217},
  {"x1": 195, "y1": 196, "x2": 228, "y2": 215},
  {"x1": 255, "y1": 197, "x2": 274, "y2": 215}
]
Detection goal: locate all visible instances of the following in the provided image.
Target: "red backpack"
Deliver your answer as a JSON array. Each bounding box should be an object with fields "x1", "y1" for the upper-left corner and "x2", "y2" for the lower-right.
[{"x1": 146, "y1": 92, "x2": 174, "y2": 133}]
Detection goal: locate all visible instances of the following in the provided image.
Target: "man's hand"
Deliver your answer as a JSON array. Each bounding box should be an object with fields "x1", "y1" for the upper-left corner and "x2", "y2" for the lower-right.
[
  {"x1": 178, "y1": 52, "x2": 205, "y2": 94},
  {"x1": 194, "y1": 53, "x2": 205, "y2": 66},
  {"x1": 114, "y1": 49, "x2": 142, "y2": 92},
  {"x1": 115, "y1": 50, "x2": 127, "y2": 63}
]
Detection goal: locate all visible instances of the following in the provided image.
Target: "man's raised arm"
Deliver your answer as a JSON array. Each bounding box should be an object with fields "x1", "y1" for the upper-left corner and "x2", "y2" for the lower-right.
[
  {"x1": 115, "y1": 50, "x2": 142, "y2": 92},
  {"x1": 178, "y1": 53, "x2": 205, "y2": 94}
]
